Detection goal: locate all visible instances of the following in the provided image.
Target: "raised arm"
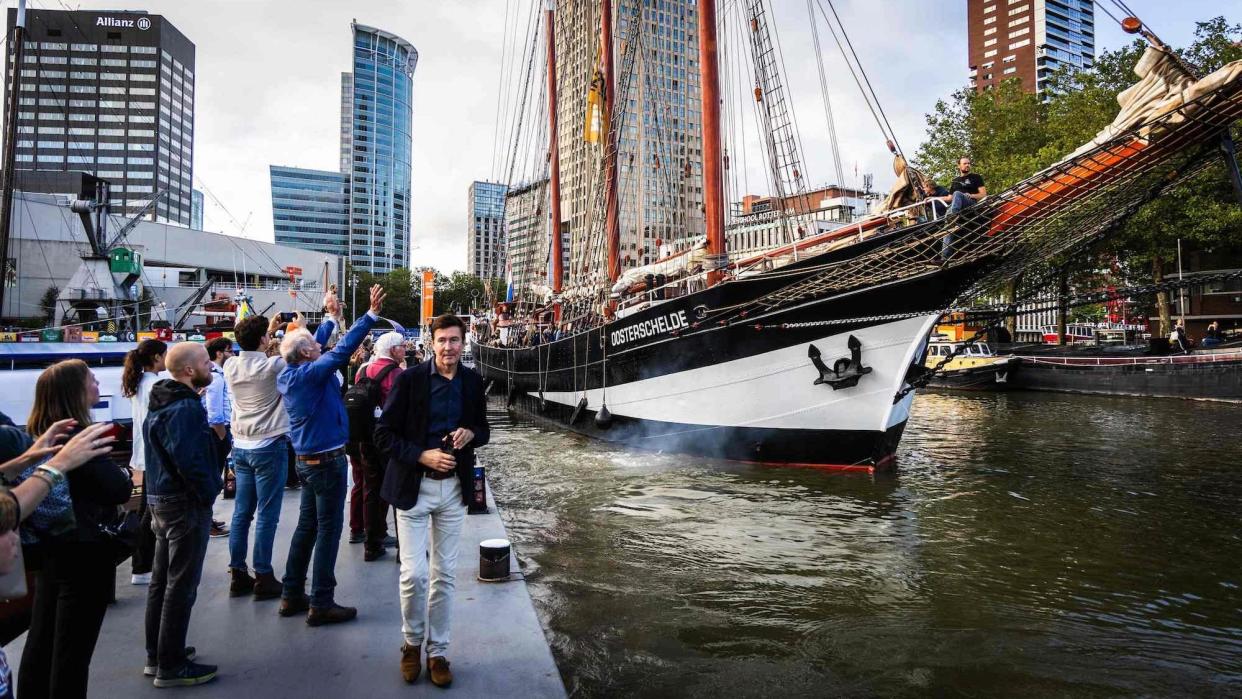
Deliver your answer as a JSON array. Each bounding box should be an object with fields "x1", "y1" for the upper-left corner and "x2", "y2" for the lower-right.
[{"x1": 306, "y1": 285, "x2": 386, "y2": 380}]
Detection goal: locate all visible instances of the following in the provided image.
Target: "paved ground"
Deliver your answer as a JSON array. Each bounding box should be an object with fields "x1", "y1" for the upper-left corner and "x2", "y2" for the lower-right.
[{"x1": 9, "y1": 486, "x2": 566, "y2": 698}]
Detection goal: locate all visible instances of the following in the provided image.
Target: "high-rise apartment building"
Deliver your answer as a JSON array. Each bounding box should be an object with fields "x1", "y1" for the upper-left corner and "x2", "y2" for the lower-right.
[
  {"x1": 467, "y1": 181, "x2": 508, "y2": 280},
  {"x1": 504, "y1": 180, "x2": 546, "y2": 294},
  {"x1": 343, "y1": 23, "x2": 416, "y2": 274},
  {"x1": 554, "y1": 0, "x2": 704, "y2": 276},
  {"x1": 4, "y1": 9, "x2": 196, "y2": 224},
  {"x1": 968, "y1": 0, "x2": 1094, "y2": 94},
  {"x1": 339, "y1": 72, "x2": 353, "y2": 174},
  {"x1": 270, "y1": 166, "x2": 350, "y2": 257}
]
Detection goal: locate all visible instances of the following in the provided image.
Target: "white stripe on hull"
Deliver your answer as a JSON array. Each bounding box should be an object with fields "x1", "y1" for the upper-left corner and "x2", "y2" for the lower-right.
[{"x1": 540, "y1": 315, "x2": 938, "y2": 433}]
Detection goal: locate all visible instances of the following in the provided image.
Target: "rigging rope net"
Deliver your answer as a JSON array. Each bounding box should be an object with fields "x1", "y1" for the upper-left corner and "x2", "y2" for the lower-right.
[{"x1": 706, "y1": 49, "x2": 1242, "y2": 325}]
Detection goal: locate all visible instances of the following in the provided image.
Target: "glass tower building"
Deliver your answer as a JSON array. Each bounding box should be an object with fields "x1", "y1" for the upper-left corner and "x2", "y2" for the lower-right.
[
  {"x1": 270, "y1": 166, "x2": 350, "y2": 257},
  {"x1": 467, "y1": 181, "x2": 508, "y2": 280},
  {"x1": 4, "y1": 8, "x2": 196, "y2": 224},
  {"x1": 343, "y1": 23, "x2": 416, "y2": 274}
]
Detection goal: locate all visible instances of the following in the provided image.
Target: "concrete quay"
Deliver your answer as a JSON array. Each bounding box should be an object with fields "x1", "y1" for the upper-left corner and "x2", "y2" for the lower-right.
[{"x1": 9, "y1": 486, "x2": 566, "y2": 698}]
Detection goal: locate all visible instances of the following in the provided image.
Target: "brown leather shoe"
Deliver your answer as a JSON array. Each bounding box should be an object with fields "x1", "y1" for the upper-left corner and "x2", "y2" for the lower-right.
[
  {"x1": 252, "y1": 572, "x2": 282, "y2": 601},
  {"x1": 278, "y1": 595, "x2": 310, "y2": 617},
  {"x1": 306, "y1": 603, "x2": 357, "y2": 626},
  {"x1": 427, "y1": 656, "x2": 452, "y2": 688},
  {"x1": 400, "y1": 643, "x2": 421, "y2": 683},
  {"x1": 229, "y1": 568, "x2": 255, "y2": 597}
]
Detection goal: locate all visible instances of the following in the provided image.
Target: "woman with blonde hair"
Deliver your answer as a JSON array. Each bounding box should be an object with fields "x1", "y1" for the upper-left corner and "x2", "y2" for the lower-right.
[{"x1": 18, "y1": 359, "x2": 133, "y2": 699}]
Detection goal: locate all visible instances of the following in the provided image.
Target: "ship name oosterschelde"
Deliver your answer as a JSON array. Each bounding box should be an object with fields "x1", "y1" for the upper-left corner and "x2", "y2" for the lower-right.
[{"x1": 609, "y1": 309, "x2": 690, "y2": 348}]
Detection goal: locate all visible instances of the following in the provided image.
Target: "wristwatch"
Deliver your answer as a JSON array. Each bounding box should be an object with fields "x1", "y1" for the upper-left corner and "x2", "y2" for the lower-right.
[{"x1": 35, "y1": 464, "x2": 66, "y2": 487}]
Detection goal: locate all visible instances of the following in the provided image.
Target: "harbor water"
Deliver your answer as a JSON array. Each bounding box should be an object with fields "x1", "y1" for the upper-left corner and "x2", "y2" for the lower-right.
[{"x1": 486, "y1": 391, "x2": 1241, "y2": 697}]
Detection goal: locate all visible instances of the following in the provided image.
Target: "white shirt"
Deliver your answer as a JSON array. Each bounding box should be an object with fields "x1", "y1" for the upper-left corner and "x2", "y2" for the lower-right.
[{"x1": 129, "y1": 370, "x2": 165, "y2": 471}]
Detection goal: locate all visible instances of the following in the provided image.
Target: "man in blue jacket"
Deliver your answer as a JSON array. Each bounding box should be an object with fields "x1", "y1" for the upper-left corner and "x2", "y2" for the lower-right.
[
  {"x1": 143, "y1": 341, "x2": 224, "y2": 687},
  {"x1": 276, "y1": 284, "x2": 386, "y2": 626}
]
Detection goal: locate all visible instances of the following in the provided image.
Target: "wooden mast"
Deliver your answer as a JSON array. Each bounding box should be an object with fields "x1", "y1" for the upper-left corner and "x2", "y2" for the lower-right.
[
  {"x1": 546, "y1": 3, "x2": 564, "y2": 296},
  {"x1": 698, "y1": 0, "x2": 726, "y2": 286},
  {"x1": 601, "y1": 0, "x2": 621, "y2": 285}
]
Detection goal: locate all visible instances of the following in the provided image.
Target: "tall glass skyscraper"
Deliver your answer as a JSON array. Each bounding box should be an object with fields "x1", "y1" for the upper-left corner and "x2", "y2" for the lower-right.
[
  {"x1": 270, "y1": 166, "x2": 350, "y2": 257},
  {"x1": 467, "y1": 181, "x2": 508, "y2": 280},
  {"x1": 343, "y1": 23, "x2": 416, "y2": 274}
]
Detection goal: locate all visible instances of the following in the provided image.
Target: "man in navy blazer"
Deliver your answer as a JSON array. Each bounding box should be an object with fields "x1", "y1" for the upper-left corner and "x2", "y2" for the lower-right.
[{"x1": 376, "y1": 314, "x2": 489, "y2": 688}]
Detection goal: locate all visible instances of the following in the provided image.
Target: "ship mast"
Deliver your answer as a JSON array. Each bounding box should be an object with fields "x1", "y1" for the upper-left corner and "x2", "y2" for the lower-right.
[
  {"x1": 545, "y1": 2, "x2": 564, "y2": 296},
  {"x1": 698, "y1": 0, "x2": 726, "y2": 286},
  {"x1": 601, "y1": 0, "x2": 621, "y2": 285}
]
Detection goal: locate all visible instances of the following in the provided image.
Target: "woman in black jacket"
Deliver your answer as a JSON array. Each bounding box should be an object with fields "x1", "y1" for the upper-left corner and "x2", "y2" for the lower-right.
[{"x1": 18, "y1": 359, "x2": 134, "y2": 699}]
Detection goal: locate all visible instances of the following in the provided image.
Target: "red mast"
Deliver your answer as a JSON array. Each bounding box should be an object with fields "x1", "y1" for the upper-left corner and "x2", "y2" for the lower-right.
[
  {"x1": 601, "y1": 0, "x2": 621, "y2": 285},
  {"x1": 698, "y1": 0, "x2": 726, "y2": 286},
  {"x1": 546, "y1": 4, "x2": 564, "y2": 295}
]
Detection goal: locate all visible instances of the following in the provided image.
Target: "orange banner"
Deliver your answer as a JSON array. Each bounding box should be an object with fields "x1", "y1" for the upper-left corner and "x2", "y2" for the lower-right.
[{"x1": 421, "y1": 270, "x2": 435, "y2": 325}]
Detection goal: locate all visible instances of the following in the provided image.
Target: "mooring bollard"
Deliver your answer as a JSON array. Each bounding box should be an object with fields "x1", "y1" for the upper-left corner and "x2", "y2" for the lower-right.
[{"x1": 479, "y1": 538, "x2": 511, "y2": 582}]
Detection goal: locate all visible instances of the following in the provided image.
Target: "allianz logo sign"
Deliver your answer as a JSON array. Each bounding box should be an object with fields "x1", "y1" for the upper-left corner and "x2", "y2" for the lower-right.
[{"x1": 96, "y1": 16, "x2": 152, "y2": 30}]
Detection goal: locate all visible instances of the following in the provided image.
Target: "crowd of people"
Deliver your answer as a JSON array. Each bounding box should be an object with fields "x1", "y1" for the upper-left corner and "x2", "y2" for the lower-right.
[{"x1": 0, "y1": 282, "x2": 491, "y2": 695}]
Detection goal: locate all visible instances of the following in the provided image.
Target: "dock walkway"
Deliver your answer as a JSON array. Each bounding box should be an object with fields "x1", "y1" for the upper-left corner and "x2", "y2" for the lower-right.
[{"x1": 9, "y1": 487, "x2": 566, "y2": 698}]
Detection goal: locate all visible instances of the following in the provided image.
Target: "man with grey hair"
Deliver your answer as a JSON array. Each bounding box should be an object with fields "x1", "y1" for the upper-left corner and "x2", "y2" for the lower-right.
[
  {"x1": 347, "y1": 330, "x2": 405, "y2": 560},
  {"x1": 275, "y1": 284, "x2": 386, "y2": 627}
]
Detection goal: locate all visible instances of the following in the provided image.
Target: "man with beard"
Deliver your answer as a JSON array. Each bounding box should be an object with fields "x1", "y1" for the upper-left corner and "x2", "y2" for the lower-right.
[{"x1": 142, "y1": 342, "x2": 224, "y2": 687}]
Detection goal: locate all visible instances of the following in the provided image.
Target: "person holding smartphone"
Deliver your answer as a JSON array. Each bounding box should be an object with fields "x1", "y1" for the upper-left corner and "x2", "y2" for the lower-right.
[{"x1": 375, "y1": 314, "x2": 490, "y2": 687}]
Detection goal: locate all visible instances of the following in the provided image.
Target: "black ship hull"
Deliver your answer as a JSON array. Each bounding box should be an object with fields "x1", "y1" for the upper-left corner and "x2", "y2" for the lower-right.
[
  {"x1": 477, "y1": 233, "x2": 988, "y2": 472},
  {"x1": 1008, "y1": 351, "x2": 1242, "y2": 401},
  {"x1": 925, "y1": 358, "x2": 1021, "y2": 392}
]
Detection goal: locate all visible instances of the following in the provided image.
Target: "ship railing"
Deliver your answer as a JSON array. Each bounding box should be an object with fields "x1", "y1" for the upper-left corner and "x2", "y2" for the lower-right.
[{"x1": 1017, "y1": 350, "x2": 1242, "y2": 366}]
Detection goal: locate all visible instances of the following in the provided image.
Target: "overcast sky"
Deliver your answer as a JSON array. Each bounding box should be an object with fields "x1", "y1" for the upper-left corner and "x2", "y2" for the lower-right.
[{"x1": 22, "y1": 0, "x2": 1229, "y2": 274}]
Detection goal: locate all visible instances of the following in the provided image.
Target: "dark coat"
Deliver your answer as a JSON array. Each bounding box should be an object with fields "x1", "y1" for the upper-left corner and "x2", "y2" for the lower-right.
[
  {"x1": 144, "y1": 379, "x2": 223, "y2": 505},
  {"x1": 62, "y1": 433, "x2": 133, "y2": 544},
  {"x1": 375, "y1": 360, "x2": 490, "y2": 510}
]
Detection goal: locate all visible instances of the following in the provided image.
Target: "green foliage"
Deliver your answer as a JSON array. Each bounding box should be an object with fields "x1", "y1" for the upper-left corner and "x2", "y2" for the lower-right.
[
  {"x1": 433, "y1": 271, "x2": 504, "y2": 317},
  {"x1": 38, "y1": 285, "x2": 59, "y2": 324},
  {"x1": 343, "y1": 265, "x2": 504, "y2": 326},
  {"x1": 915, "y1": 16, "x2": 1242, "y2": 330}
]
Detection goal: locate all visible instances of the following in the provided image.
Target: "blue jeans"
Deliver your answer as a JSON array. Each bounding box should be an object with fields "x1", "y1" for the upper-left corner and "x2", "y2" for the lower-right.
[
  {"x1": 282, "y1": 453, "x2": 348, "y2": 607},
  {"x1": 942, "y1": 192, "x2": 977, "y2": 259},
  {"x1": 228, "y1": 438, "x2": 288, "y2": 575}
]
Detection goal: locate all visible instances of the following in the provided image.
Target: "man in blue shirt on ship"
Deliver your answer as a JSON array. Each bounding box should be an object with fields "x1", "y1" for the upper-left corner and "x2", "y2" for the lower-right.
[{"x1": 275, "y1": 283, "x2": 386, "y2": 626}]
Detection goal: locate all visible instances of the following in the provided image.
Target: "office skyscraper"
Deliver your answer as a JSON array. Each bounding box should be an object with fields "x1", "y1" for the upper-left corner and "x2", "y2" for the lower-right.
[
  {"x1": 555, "y1": 0, "x2": 704, "y2": 274},
  {"x1": 190, "y1": 187, "x2": 203, "y2": 230},
  {"x1": 342, "y1": 23, "x2": 416, "y2": 274},
  {"x1": 467, "y1": 181, "x2": 507, "y2": 280},
  {"x1": 270, "y1": 166, "x2": 350, "y2": 257},
  {"x1": 968, "y1": 0, "x2": 1095, "y2": 94},
  {"x1": 4, "y1": 8, "x2": 196, "y2": 224}
]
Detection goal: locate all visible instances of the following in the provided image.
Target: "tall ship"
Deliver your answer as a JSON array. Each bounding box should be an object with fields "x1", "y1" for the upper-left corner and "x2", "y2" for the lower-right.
[{"x1": 475, "y1": 1, "x2": 1242, "y2": 471}]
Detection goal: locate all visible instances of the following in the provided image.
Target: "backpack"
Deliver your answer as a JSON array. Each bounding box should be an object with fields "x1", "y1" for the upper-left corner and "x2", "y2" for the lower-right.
[{"x1": 345, "y1": 363, "x2": 399, "y2": 443}]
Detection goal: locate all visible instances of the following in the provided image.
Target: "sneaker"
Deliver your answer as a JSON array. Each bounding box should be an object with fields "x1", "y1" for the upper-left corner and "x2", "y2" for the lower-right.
[
  {"x1": 306, "y1": 603, "x2": 357, "y2": 627},
  {"x1": 210, "y1": 521, "x2": 229, "y2": 538},
  {"x1": 143, "y1": 647, "x2": 197, "y2": 677},
  {"x1": 363, "y1": 547, "x2": 387, "y2": 562},
  {"x1": 278, "y1": 595, "x2": 310, "y2": 617},
  {"x1": 427, "y1": 655, "x2": 453, "y2": 688},
  {"x1": 400, "y1": 643, "x2": 421, "y2": 684},
  {"x1": 348, "y1": 531, "x2": 365, "y2": 544},
  {"x1": 153, "y1": 660, "x2": 217, "y2": 688},
  {"x1": 131, "y1": 572, "x2": 152, "y2": 585},
  {"x1": 229, "y1": 568, "x2": 255, "y2": 597},
  {"x1": 382, "y1": 535, "x2": 399, "y2": 548}
]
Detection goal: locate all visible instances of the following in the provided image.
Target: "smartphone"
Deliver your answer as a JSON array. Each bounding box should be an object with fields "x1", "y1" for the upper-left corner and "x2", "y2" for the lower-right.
[{"x1": 279, "y1": 312, "x2": 296, "y2": 322}]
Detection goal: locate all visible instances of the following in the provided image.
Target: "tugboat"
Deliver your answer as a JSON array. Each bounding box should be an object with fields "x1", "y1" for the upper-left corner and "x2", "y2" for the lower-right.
[{"x1": 923, "y1": 340, "x2": 1020, "y2": 392}]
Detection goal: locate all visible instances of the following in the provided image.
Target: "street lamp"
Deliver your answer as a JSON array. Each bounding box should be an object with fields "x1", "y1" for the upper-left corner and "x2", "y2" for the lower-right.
[{"x1": 350, "y1": 273, "x2": 359, "y2": 320}]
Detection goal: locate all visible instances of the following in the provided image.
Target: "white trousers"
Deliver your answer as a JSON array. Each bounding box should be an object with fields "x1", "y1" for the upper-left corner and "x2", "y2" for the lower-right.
[{"x1": 397, "y1": 476, "x2": 467, "y2": 656}]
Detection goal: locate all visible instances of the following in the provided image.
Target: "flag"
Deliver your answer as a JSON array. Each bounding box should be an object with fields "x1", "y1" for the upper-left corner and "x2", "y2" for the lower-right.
[
  {"x1": 233, "y1": 292, "x2": 254, "y2": 324},
  {"x1": 583, "y1": 36, "x2": 608, "y2": 143}
]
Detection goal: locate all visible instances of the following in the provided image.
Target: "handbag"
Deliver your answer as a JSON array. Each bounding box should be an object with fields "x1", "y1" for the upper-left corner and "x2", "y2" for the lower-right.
[
  {"x1": 98, "y1": 505, "x2": 141, "y2": 565},
  {"x1": 223, "y1": 467, "x2": 236, "y2": 499}
]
